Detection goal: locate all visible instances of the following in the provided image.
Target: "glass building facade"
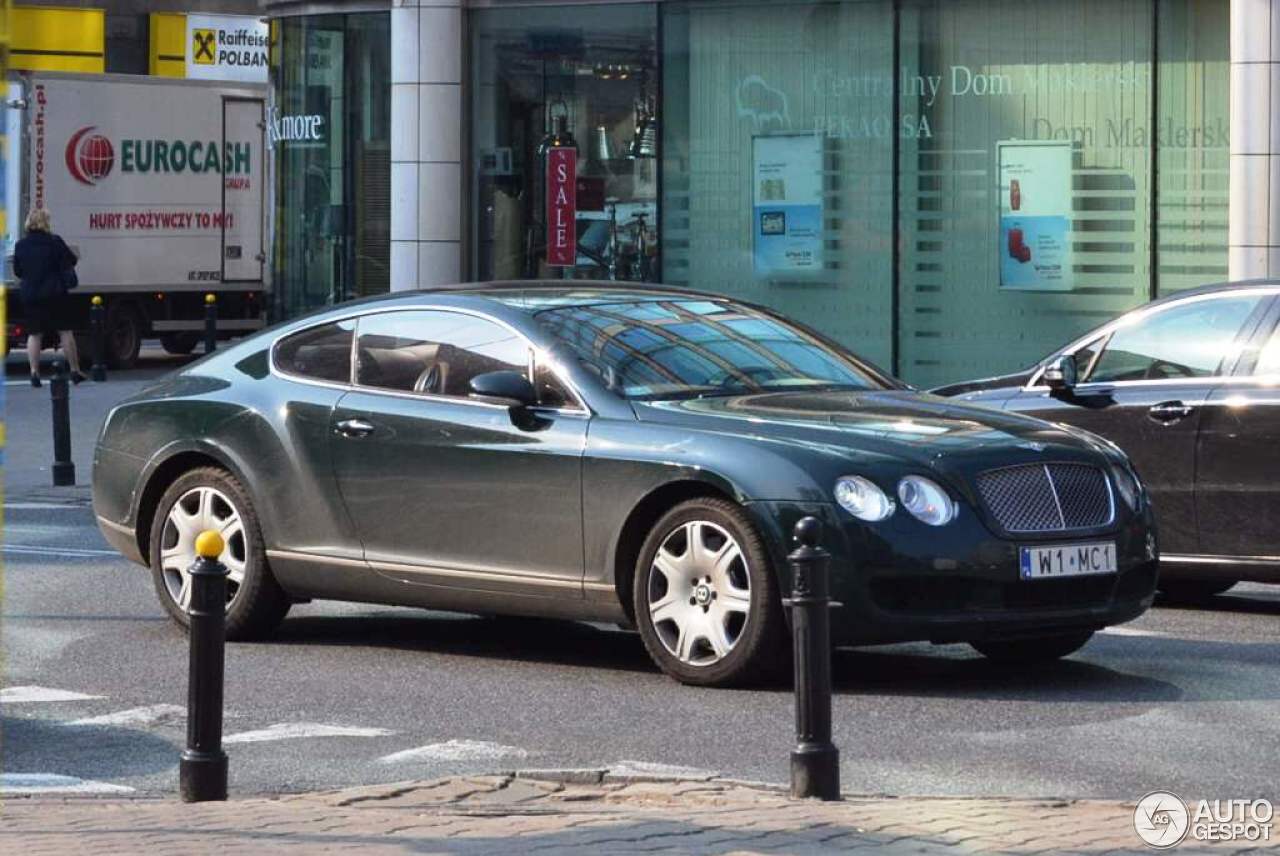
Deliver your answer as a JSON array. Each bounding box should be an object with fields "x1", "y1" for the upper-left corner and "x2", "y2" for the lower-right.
[
  {"x1": 270, "y1": 12, "x2": 391, "y2": 320},
  {"x1": 269, "y1": 0, "x2": 1230, "y2": 387}
]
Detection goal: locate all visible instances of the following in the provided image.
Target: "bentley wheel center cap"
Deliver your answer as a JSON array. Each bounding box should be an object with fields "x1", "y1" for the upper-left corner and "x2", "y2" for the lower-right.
[{"x1": 694, "y1": 584, "x2": 713, "y2": 606}]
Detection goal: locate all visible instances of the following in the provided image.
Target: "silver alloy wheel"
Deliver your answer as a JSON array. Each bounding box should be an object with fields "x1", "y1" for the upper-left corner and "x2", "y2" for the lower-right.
[
  {"x1": 646, "y1": 520, "x2": 753, "y2": 667},
  {"x1": 159, "y1": 486, "x2": 247, "y2": 611}
]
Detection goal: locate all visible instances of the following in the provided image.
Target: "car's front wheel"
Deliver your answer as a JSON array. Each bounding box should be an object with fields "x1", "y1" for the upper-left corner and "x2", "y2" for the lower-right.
[
  {"x1": 633, "y1": 498, "x2": 786, "y2": 687},
  {"x1": 970, "y1": 630, "x2": 1094, "y2": 664},
  {"x1": 149, "y1": 467, "x2": 290, "y2": 639}
]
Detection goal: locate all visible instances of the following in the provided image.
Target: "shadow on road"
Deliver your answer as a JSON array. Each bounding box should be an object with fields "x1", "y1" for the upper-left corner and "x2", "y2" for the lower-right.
[
  {"x1": 3, "y1": 715, "x2": 179, "y2": 782},
  {"x1": 270, "y1": 612, "x2": 658, "y2": 676},
  {"x1": 258, "y1": 608, "x2": 1271, "y2": 706},
  {"x1": 1155, "y1": 591, "x2": 1280, "y2": 617}
]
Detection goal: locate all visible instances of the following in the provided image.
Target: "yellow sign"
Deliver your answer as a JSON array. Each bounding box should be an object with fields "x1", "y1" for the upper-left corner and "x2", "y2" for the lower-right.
[{"x1": 192, "y1": 28, "x2": 217, "y2": 64}]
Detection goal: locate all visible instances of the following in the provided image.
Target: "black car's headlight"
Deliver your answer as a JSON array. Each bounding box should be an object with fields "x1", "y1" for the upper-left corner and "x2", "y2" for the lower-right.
[
  {"x1": 896, "y1": 476, "x2": 958, "y2": 526},
  {"x1": 833, "y1": 476, "x2": 895, "y2": 522},
  {"x1": 1110, "y1": 461, "x2": 1144, "y2": 511}
]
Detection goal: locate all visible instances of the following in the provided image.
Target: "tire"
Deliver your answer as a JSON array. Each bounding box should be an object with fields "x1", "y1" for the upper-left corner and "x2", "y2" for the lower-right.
[
  {"x1": 148, "y1": 466, "x2": 290, "y2": 640},
  {"x1": 105, "y1": 303, "x2": 143, "y2": 369},
  {"x1": 971, "y1": 630, "x2": 1094, "y2": 665},
  {"x1": 160, "y1": 333, "x2": 199, "y2": 356},
  {"x1": 633, "y1": 498, "x2": 787, "y2": 687},
  {"x1": 1158, "y1": 578, "x2": 1235, "y2": 603}
]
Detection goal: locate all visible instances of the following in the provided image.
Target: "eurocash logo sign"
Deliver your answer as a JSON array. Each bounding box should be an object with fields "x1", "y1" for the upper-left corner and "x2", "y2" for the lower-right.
[
  {"x1": 64, "y1": 127, "x2": 252, "y2": 181},
  {"x1": 186, "y1": 14, "x2": 269, "y2": 83}
]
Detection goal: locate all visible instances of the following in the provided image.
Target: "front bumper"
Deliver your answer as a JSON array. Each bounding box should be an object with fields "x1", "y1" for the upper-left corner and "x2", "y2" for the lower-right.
[{"x1": 748, "y1": 499, "x2": 1158, "y2": 647}]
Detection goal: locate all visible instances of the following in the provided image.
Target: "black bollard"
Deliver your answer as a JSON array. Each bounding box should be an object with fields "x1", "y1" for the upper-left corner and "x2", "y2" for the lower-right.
[
  {"x1": 50, "y1": 359, "x2": 76, "y2": 486},
  {"x1": 180, "y1": 530, "x2": 229, "y2": 803},
  {"x1": 787, "y1": 516, "x2": 840, "y2": 800},
  {"x1": 203, "y1": 293, "x2": 218, "y2": 355},
  {"x1": 89, "y1": 296, "x2": 107, "y2": 382}
]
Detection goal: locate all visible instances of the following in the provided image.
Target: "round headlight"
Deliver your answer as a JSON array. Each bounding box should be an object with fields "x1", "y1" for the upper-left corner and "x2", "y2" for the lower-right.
[
  {"x1": 834, "y1": 476, "x2": 894, "y2": 522},
  {"x1": 1111, "y1": 462, "x2": 1143, "y2": 511},
  {"x1": 897, "y1": 476, "x2": 957, "y2": 526}
]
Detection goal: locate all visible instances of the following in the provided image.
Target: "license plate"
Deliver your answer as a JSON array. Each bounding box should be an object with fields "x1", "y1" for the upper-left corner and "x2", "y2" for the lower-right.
[{"x1": 1019, "y1": 542, "x2": 1117, "y2": 579}]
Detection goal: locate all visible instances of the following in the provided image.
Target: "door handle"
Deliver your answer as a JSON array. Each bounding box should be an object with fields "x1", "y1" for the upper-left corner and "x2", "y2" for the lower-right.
[
  {"x1": 335, "y1": 418, "x2": 375, "y2": 438},
  {"x1": 1148, "y1": 401, "x2": 1195, "y2": 423}
]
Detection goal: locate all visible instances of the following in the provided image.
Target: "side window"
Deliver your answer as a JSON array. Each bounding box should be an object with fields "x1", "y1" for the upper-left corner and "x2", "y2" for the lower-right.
[
  {"x1": 354, "y1": 310, "x2": 528, "y2": 397},
  {"x1": 1253, "y1": 321, "x2": 1280, "y2": 376},
  {"x1": 274, "y1": 320, "x2": 355, "y2": 383},
  {"x1": 1086, "y1": 296, "x2": 1263, "y2": 383},
  {"x1": 533, "y1": 355, "x2": 577, "y2": 409}
]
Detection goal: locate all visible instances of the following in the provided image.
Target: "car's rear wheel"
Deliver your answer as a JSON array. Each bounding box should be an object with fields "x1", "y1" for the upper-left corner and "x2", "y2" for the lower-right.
[
  {"x1": 149, "y1": 467, "x2": 290, "y2": 639},
  {"x1": 970, "y1": 630, "x2": 1094, "y2": 664},
  {"x1": 633, "y1": 498, "x2": 786, "y2": 687},
  {"x1": 1157, "y1": 578, "x2": 1235, "y2": 603}
]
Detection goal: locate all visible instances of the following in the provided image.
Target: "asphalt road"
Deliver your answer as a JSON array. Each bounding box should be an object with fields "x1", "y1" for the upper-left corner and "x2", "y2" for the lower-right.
[{"x1": 4, "y1": 355, "x2": 1280, "y2": 802}]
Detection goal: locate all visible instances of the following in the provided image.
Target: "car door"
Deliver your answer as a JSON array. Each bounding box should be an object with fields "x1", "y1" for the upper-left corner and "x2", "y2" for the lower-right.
[
  {"x1": 1194, "y1": 293, "x2": 1280, "y2": 559},
  {"x1": 328, "y1": 308, "x2": 589, "y2": 595},
  {"x1": 1002, "y1": 291, "x2": 1270, "y2": 555}
]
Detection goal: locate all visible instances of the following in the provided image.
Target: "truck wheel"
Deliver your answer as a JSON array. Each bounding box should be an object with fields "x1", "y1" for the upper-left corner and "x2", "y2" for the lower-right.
[
  {"x1": 160, "y1": 333, "x2": 199, "y2": 356},
  {"x1": 105, "y1": 304, "x2": 143, "y2": 369}
]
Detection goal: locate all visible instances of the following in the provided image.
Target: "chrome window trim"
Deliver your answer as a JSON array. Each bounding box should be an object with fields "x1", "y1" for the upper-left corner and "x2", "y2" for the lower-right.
[
  {"x1": 1022, "y1": 287, "x2": 1280, "y2": 391},
  {"x1": 269, "y1": 303, "x2": 592, "y2": 416}
]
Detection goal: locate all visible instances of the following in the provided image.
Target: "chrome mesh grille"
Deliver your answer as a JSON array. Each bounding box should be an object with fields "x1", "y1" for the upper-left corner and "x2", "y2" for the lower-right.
[{"x1": 976, "y1": 463, "x2": 1112, "y2": 533}]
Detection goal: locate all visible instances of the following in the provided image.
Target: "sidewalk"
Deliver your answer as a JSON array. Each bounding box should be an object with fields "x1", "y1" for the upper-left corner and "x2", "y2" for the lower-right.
[{"x1": 0, "y1": 772, "x2": 1234, "y2": 855}]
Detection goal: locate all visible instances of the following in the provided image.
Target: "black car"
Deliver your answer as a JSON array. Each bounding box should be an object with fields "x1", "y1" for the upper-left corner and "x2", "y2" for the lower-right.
[
  {"x1": 94, "y1": 283, "x2": 1157, "y2": 686},
  {"x1": 935, "y1": 280, "x2": 1280, "y2": 601}
]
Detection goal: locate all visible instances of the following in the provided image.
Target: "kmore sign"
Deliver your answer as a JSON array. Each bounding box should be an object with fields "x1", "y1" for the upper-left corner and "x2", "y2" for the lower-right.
[{"x1": 268, "y1": 108, "x2": 325, "y2": 147}]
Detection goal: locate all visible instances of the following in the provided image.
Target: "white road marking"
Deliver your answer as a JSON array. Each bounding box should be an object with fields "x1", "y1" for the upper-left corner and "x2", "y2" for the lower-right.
[
  {"x1": 3, "y1": 544, "x2": 121, "y2": 558},
  {"x1": 378, "y1": 739, "x2": 532, "y2": 764},
  {"x1": 1, "y1": 773, "x2": 134, "y2": 794},
  {"x1": 64, "y1": 704, "x2": 187, "y2": 728},
  {"x1": 1, "y1": 686, "x2": 103, "y2": 704},
  {"x1": 3, "y1": 502, "x2": 83, "y2": 510},
  {"x1": 223, "y1": 723, "x2": 394, "y2": 744},
  {"x1": 1100, "y1": 626, "x2": 1167, "y2": 638}
]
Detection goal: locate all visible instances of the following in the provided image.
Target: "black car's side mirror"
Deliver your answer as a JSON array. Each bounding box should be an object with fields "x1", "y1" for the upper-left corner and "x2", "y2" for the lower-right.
[
  {"x1": 1043, "y1": 354, "x2": 1079, "y2": 392},
  {"x1": 469, "y1": 370, "x2": 538, "y2": 409}
]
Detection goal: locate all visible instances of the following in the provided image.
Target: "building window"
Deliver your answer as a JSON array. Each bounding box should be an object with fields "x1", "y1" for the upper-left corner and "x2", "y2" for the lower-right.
[
  {"x1": 660, "y1": 0, "x2": 1228, "y2": 387},
  {"x1": 470, "y1": 4, "x2": 659, "y2": 283},
  {"x1": 272, "y1": 13, "x2": 390, "y2": 320}
]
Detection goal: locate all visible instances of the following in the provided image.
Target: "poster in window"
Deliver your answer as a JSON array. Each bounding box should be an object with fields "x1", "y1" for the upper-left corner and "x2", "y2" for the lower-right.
[
  {"x1": 752, "y1": 133, "x2": 823, "y2": 278},
  {"x1": 997, "y1": 140, "x2": 1073, "y2": 291}
]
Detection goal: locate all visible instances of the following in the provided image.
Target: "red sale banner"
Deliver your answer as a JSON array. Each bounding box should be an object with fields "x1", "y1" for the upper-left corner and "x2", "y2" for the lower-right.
[{"x1": 546, "y1": 147, "x2": 577, "y2": 267}]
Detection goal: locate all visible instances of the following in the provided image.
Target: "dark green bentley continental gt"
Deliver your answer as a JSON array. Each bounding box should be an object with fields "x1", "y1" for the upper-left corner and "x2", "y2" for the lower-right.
[{"x1": 93, "y1": 283, "x2": 1159, "y2": 686}]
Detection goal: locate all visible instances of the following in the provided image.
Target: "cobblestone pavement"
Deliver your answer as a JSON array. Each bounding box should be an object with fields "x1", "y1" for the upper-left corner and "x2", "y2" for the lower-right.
[{"x1": 0, "y1": 773, "x2": 1258, "y2": 854}]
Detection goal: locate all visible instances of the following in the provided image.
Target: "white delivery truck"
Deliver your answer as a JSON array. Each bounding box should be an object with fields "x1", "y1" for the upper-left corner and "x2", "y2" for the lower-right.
[{"x1": 4, "y1": 71, "x2": 268, "y2": 366}]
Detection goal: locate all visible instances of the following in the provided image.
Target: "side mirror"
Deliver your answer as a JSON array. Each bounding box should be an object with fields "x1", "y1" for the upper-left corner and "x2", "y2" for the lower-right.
[
  {"x1": 469, "y1": 370, "x2": 538, "y2": 409},
  {"x1": 1043, "y1": 354, "x2": 1078, "y2": 392}
]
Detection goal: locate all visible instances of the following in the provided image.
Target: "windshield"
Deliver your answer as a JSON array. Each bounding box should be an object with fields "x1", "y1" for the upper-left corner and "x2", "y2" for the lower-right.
[{"x1": 535, "y1": 298, "x2": 890, "y2": 401}]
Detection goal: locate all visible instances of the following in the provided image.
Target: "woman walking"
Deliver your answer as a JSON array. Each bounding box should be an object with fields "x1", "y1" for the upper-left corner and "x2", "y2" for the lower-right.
[{"x1": 14, "y1": 208, "x2": 85, "y2": 386}]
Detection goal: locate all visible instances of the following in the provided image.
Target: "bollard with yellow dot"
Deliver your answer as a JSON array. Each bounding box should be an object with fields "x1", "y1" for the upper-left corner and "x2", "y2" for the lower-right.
[
  {"x1": 180, "y1": 527, "x2": 230, "y2": 802},
  {"x1": 195, "y1": 530, "x2": 224, "y2": 560},
  {"x1": 89, "y1": 296, "x2": 107, "y2": 381},
  {"x1": 203, "y1": 293, "x2": 219, "y2": 356}
]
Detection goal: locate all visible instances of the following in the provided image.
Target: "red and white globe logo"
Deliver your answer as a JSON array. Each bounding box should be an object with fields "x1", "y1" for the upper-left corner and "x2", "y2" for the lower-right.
[{"x1": 65, "y1": 127, "x2": 115, "y2": 185}]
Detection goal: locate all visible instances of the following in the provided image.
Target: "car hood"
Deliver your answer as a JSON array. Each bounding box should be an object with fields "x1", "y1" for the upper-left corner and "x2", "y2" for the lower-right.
[
  {"x1": 930, "y1": 369, "x2": 1034, "y2": 397},
  {"x1": 632, "y1": 389, "x2": 1114, "y2": 477}
]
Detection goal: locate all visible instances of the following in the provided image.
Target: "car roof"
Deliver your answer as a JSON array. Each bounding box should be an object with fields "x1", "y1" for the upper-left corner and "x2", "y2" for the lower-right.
[
  {"x1": 1143, "y1": 278, "x2": 1280, "y2": 307},
  {"x1": 408, "y1": 280, "x2": 727, "y2": 311}
]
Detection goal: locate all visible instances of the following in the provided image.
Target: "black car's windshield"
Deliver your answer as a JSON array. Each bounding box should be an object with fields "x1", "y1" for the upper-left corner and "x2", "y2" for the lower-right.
[{"x1": 535, "y1": 298, "x2": 890, "y2": 401}]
